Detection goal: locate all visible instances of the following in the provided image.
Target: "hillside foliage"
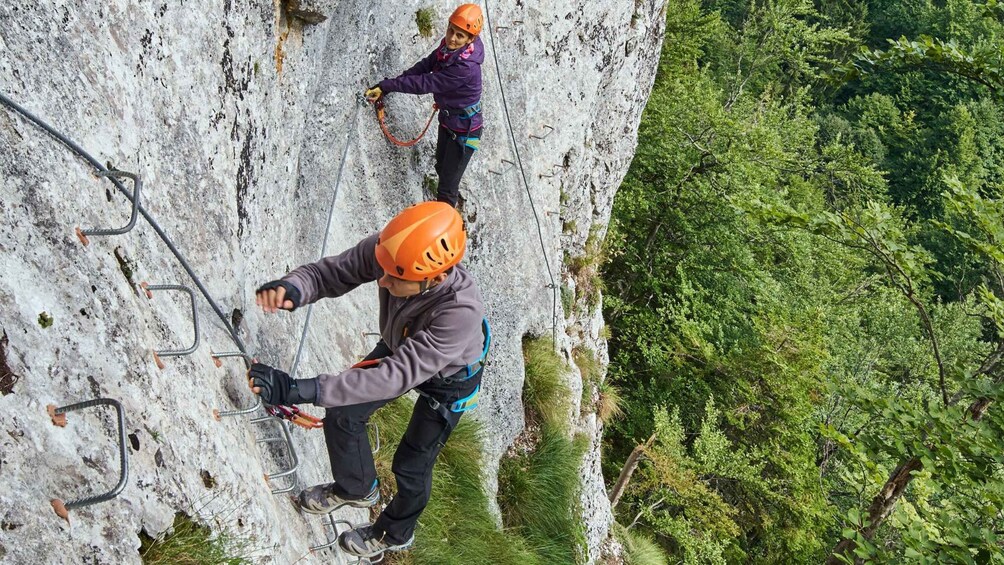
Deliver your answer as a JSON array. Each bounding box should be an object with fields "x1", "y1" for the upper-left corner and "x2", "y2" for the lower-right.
[{"x1": 602, "y1": 0, "x2": 1004, "y2": 562}]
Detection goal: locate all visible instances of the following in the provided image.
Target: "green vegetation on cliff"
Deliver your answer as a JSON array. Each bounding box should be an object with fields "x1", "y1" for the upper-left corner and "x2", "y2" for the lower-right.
[{"x1": 603, "y1": 0, "x2": 1004, "y2": 562}]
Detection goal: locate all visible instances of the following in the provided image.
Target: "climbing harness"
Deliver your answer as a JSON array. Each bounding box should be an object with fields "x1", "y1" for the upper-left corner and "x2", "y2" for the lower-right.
[
  {"x1": 420, "y1": 318, "x2": 490, "y2": 430},
  {"x1": 443, "y1": 123, "x2": 482, "y2": 151},
  {"x1": 372, "y1": 97, "x2": 483, "y2": 150},
  {"x1": 354, "y1": 318, "x2": 491, "y2": 426},
  {"x1": 441, "y1": 101, "x2": 483, "y2": 150},
  {"x1": 439, "y1": 100, "x2": 482, "y2": 119},
  {"x1": 373, "y1": 97, "x2": 438, "y2": 147}
]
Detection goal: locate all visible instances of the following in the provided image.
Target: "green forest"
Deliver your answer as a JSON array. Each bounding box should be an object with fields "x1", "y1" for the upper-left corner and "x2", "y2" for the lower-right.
[{"x1": 602, "y1": 0, "x2": 1004, "y2": 563}]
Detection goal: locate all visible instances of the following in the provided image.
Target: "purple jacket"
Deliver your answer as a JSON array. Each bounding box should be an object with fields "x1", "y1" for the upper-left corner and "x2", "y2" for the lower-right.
[
  {"x1": 379, "y1": 37, "x2": 484, "y2": 133},
  {"x1": 282, "y1": 233, "x2": 487, "y2": 407}
]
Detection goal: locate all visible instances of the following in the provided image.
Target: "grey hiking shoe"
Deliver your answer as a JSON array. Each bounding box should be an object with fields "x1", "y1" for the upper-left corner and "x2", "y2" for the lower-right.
[
  {"x1": 338, "y1": 524, "x2": 414, "y2": 558},
  {"x1": 296, "y1": 481, "x2": 379, "y2": 515}
]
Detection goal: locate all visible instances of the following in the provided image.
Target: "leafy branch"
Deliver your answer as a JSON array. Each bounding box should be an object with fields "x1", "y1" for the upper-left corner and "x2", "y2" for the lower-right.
[{"x1": 832, "y1": 35, "x2": 1004, "y2": 96}]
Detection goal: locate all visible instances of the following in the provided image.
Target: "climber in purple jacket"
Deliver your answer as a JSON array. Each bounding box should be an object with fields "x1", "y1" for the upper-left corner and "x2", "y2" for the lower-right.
[{"x1": 365, "y1": 4, "x2": 485, "y2": 208}]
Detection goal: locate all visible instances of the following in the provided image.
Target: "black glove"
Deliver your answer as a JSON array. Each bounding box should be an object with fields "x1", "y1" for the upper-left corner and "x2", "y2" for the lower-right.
[
  {"x1": 248, "y1": 363, "x2": 318, "y2": 405},
  {"x1": 256, "y1": 280, "x2": 302, "y2": 310}
]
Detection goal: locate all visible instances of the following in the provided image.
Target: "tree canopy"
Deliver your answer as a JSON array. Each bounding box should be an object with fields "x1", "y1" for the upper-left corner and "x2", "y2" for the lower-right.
[{"x1": 602, "y1": 0, "x2": 1004, "y2": 562}]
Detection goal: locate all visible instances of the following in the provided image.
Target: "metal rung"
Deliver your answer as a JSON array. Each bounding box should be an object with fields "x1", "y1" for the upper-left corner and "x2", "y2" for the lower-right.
[
  {"x1": 539, "y1": 163, "x2": 569, "y2": 179},
  {"x1": 249, "y1": 416, "x2": 299, "y2": 494},
  {"x1": 211, "y1": 352, "x2": 261, "y2": 419},
  {"x1": 494, "y1": 20, "x2": 524, "y2": 32},
  {"x1": 529, "y1": 124, "x2": 554, "y2": 140},
  {"x1": 215, "y1": 397, "x2": 263, "y2": 419},
  {"x1": 76, "y1": 170, "x2": 141, "y2": 246},
  {"x1": 142, "y1": 282, "x2": 200, "y2": 368},
  {"x1": 310, "y1": 517, "x2": 354, "y2": 552},
  {"x1": 211, "y1": 350, "x2": 250, "y2": 367},
  {"x1": 46, "y1": 398, "x2": 129, "y2": 521},
  {"x1": 488, "y1": 158, "x2": 516, "y2": 176}
]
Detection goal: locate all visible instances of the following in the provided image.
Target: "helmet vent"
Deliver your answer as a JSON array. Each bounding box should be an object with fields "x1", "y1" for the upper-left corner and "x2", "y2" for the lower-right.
[
  {"x1": 396, "y1": 266, "x2": 405, "y2": 276},
  {"x1": 440, "y1": 238, "x2": 450, "y2": 252}
]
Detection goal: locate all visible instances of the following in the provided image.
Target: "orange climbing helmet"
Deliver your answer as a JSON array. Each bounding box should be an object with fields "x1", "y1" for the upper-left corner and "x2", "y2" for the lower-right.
[
  {"x1": 449, "y1": 4, "x2": 483, "y2": 37},
  {"x1": 376, "y1": 202, "x2": 467, "y2": 281}
]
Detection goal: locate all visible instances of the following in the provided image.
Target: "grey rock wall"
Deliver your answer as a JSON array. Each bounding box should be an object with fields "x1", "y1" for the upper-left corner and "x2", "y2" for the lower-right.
[{"x1": 0, "y1": 1, "x2": 664, "y2": 563}]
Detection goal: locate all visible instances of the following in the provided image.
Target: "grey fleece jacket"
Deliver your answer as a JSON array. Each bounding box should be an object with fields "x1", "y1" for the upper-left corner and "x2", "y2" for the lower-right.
[{"x1": 282, "y1": 233, "x2": 486, "y2": 408}]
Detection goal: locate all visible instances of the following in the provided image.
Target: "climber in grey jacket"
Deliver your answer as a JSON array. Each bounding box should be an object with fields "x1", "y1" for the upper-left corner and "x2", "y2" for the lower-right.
[{"x1": 249, "y1": 201, "x2": 488, "y2": 559}]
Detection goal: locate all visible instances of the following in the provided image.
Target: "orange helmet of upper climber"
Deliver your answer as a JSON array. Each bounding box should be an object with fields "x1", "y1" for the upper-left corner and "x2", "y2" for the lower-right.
[
  {"x1": 449, "y1": 4, "x2": 483, "y2": 37},
  {"x1": 376, "y1": 202, "x2": 467, "y2": 281}
]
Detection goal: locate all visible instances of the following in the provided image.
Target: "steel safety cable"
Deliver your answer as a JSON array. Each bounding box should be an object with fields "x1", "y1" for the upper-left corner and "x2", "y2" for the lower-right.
[
  {"x1": 0, "y1": 91, "x2": 251, "y2": 361},
  {"x1": 289, "y1": 101, "x2": 362, "y2": 378},
  {"x1": 288, "y1": 13, "x2": 371, "y2": 380},
  {"x1": 483, "y1": 0, "x2": 559, "y2": 345}
]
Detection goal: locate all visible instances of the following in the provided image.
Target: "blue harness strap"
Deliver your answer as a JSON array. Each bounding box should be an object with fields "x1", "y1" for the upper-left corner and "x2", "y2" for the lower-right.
[
  {"x1": 441, "y1": 100, "x2": 483, "y2": 151},
  {"x1": 446, "y1": 130, "x2": 481, "y2": 151},
  {"x1": 419, "y1": 318, "x2": 491, "y2": 421},
  {"x1": 440, "y1": 100, "x2": 482, "y2": 119},
  {"x1": 442, "y1": 317, "x2": 490, "y2": 383},
  {"x1": 449, "y1": 384, "x2": 480, "y2": 412}
]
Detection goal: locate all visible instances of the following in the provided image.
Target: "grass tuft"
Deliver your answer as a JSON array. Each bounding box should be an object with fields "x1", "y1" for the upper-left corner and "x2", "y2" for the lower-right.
[
  {"x1": 597, "y1": 379, "x2": 624, "y2": 423},
  {"x1": 561, "y1": 284, "x2": 575, "y2": 316},
  {"x1": 498, "y1": 428, "x2": 589, "y2": 565},
  {"x1": 564, "y1": 224, "x2": 607, "y2": 309},
  {"x1": 415, "y1": 8, "x2": 435, "y2": 38},
  {"x1": 372, "y1": 397, "x2": 543, "y2": 565},
  {"x1": 598, "y1": 324, "x2": 612, "y2": 340},
  {"x1": 574, "y1": 346, "x2": 599, "y2": 416},
  {"x1": 522, "y1": 336, "x2": 571, "y2": 431},
  {"x1": 611, "y1": 522, "x2": 668, "y2": 565},
  {"x1": 37, "y1": 312, "x2": 53, "y2": 328},
  {"x1": 139, "y1": 511, "x2": 256, "y2": 565},
  {"x1": 422, "y1": 174, "x2": 438, "y2": 198},
  {"x1": 573, "y1": 346, "x2": 599, "y2": 383}
]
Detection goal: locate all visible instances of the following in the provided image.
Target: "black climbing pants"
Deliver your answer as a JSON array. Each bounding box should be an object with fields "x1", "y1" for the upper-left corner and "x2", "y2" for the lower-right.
[
  {"x1": 434, "y1": 125, "x2": 481, "y2": 207},
  {"x1": 322, "y1": 341, "x2": 481, "y2": 543}
]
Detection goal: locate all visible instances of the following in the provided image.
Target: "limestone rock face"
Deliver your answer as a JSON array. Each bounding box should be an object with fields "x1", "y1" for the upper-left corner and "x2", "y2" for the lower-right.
[{"x1": 0, "y1": 1, "x2": 664, "y2": 563}]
